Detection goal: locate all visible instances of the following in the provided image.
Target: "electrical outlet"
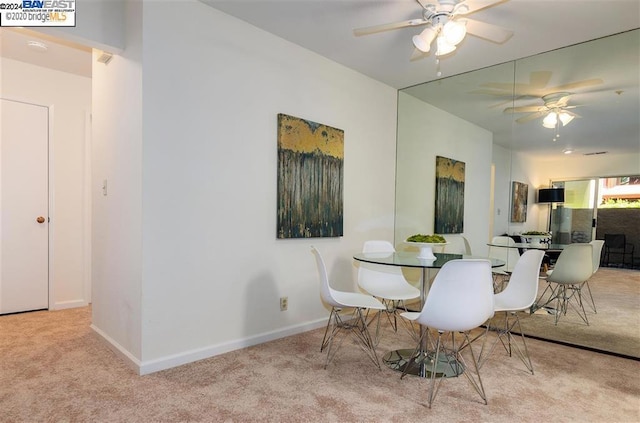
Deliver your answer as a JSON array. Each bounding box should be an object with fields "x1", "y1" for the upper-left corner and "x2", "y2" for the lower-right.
[{"x1": 280, "y1": 296, "x2": 288, "y2": 311}]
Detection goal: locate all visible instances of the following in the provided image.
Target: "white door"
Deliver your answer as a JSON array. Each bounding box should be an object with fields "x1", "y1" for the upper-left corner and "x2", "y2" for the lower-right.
[{"x1": 0, "y1": 99, "x2": 49, "y2": 314}]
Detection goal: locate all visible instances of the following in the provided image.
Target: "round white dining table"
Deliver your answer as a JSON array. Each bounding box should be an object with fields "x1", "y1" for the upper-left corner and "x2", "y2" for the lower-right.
[{"x1": 353, "y1": 251, "x2": 505, "y2": 377}]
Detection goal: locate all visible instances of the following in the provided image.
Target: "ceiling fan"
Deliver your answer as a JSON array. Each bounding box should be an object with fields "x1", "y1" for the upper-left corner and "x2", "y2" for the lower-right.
[
  {"x1": 353, "y1": 0, "x2": 514, "y2": 58},
  {"x1": 505, "y1": 92, "x2": 585, "y2": 142},
  {"x1": 505, "y1": 92, "x2": 580, "y2": 126}
]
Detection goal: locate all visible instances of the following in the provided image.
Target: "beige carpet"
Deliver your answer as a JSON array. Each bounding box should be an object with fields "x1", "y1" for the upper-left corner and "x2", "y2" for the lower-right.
[
  {"x1": 515, "y1": 267, "x2": 640, "y2": 358},
  {"x1": 1, "y1": 305, "x2": 639, "y2": 422}
]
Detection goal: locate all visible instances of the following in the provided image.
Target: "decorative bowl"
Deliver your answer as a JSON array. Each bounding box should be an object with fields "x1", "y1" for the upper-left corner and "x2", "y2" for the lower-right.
[
  {"x1": 404, "y1": 241, "x2": 448, "y2": 259},
  {"x1": 522, "y1": 234, "x2": 551, "y2": 247}
]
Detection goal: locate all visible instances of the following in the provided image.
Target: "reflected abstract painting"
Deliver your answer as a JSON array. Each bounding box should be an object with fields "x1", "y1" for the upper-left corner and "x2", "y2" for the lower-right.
[
  {"x1": 511, "y1": 181, "x2": 528, "y2": 223},
  {"x1": 435, "y1": 156, "x2": 465, "y2": 234},
  {"x1": 277, "y1": 113, "x2": 344, "y2": 238}
]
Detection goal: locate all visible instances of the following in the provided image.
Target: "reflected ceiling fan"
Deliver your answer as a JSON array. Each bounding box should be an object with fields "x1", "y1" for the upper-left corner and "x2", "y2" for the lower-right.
[
  {"x1": 353, "y1": 0, "x2": 513, "y2": 58},
  {"x1": 505, "y1": 92, "x2": 585, "y2": 142},
  {"x1": 505, "y1": 92, "x2": 579, "y2": 126},
  {"x1": 472, "y1": 70, "x2": 604, "y2": 105}
]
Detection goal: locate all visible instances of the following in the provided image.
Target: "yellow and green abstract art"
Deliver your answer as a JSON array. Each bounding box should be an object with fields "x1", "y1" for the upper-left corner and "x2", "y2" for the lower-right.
[{"x1": 277, "y1": 113, "x2": 344, "y2": 238}]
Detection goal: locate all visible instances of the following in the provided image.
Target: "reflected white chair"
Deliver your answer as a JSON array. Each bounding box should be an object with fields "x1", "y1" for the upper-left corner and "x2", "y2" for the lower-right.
[
  {"x1": 479, "y1": 249, "x2": 545, "y2": 374},
  {"x1": 583, "y1": 240, "x2": 605, "y2": 313},
  {"x1": 399, "y1": 259, "x2": 495, "y2": 408},
  {"x1": 442, "y1": 234, "x2": 472, "y2": 255},
  {"x1": 311, "y1": 246, "x2": 386, "y2": 369},
  {"x1": 535, "y1": 244, "x2": 593, "y2": 325},
  {"x1": 358, "y1": 241, "x2": 420, "y2": 337},
  {"x1": 488, "y1": 236, "x2": 520, "y2": 292}
]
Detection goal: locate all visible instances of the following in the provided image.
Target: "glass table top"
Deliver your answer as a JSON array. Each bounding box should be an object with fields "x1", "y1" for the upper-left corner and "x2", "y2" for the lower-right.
[{"x1": 353, "y1": 251, "x2": 505, "y2": 269}]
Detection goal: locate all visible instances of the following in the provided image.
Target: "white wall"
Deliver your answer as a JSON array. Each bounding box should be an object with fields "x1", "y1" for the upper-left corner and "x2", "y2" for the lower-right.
[
  {"x1": 395, "y1": 92, "x2": 494, "y2": 256},
  {"x1": 90, "y1": 0, "x2": 397, "y2": 373},
  {"x1": 0, "y1": 58, "x2": 91, "y2": 310},
  {"x1": 90, "y1": 0, "x2": 143, "y2": 364}
]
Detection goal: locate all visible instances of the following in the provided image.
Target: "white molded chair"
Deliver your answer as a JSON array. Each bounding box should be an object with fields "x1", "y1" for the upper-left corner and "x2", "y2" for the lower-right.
[
  {"x1": 488, "y1": 236, "x2": 521, "y2": 292},
  {"x1": 479, "y1": 249, "x2": 545, "y2": 374},
  {"x1": 311, "y1": 246, "x2": 386, "y2": 369},
  {"x1": 358, "y1": 240, "x2": 420, "y2": 336},
  {"x1": 442, "y1": 235, "x2": 472, "y2": 255},
  {"x1": 399, "y1": 259, "x2": 495, "y2": 408},
  {"x1": 535, "y1": 244, "x2": 593, "y2": 325},
  {"x1": 583, "y1": 240, "x2": 605, "y2": 313}
]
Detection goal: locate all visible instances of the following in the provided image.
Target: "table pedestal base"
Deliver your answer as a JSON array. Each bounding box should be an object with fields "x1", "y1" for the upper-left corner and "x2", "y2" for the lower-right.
[{"x1": 382, "y1": 349, "x2": 465, "y2": 378}]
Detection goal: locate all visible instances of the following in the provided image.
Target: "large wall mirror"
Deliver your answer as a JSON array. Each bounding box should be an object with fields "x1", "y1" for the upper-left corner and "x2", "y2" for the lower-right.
[{"x1": 395, "y1": 29, "x2": 639, "y2": 358}]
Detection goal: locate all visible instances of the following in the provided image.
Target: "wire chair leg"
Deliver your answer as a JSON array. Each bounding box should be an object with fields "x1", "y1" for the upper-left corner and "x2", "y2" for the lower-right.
[
  {"x1": 459, "y1": 332, "x2": 488, "y2": 405},
  {"x1": 582, "y1": 281, "x2": 597, "y2": 313},
  {"x1": 321, "y1": 307, "x2": 382, "y2": 369},
  {"x1": 510, "y1": 312, "x2": 534, "y2": 374},
  {"x1": 426, "y1": 332, "x2": 443, "y2": 408}
]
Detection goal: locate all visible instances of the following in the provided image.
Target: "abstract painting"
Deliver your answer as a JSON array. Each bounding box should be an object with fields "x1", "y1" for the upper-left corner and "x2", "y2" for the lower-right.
[
  {"x1": 511, "y1": 181, "x2": 528, "y2": 223},
  {"x1": 277, "y1": 113, "x2": 344, "y2": 238},
  {"x1": 435, "y1": 156, "x2": 465, "y2": 234}
]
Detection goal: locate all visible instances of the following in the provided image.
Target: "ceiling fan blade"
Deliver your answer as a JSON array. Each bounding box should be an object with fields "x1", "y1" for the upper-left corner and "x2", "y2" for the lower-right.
[
  {"x1": 528, "y1": 71, "x2": 552, "y2": 89},
  {"x1": 477, "y1": 83, "x2": 542, "y2": 98},
  {"x1": 505, "y1": 105, "x2": 546, "y2": 114},
  {"x1": 353, "y1": 18, "x2": 428, "y2": 36},
  {"x1": 554, "y1": 95, "x2": 572, "y2": 107},
  {"x1": 487, "y1": 95, "x2": 538, "y2": 109},
  {"x1": 455, "y1": 0, "x2": 509, "y2": 15},
  {"x1": 475, "y1": 71, "x2": 552, "y2": 96},
  {"x1": 547, "y1": 78, "x2": 604, "y2": 93},
  {"x1": 415, "y1": 0, "x2": 431, "y2": 8},
  {"x1": 487, "y1": 98, "x2": 517, "y2": 109},
  {"x1": 478, "y1": 82, "x2": 514, "y2": 92},
  {"x1": 515, "y1": 111, "x2": 546, "y2": 124},
  {"x1": 564, "y1": 110, "x2": 581, "y2": 118},
  {"x1": 464, "y1": 18, "x2": 514, "y2": 44}
]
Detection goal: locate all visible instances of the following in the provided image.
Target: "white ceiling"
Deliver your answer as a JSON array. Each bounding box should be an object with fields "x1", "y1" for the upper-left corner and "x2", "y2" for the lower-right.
[
  {"x1": 0, "y1": 28, "x2": 92, "y2": 78},
  {"x1": 203, "y1": 0, "x2": 640, "y2": 89},
  {"x1": 1, "y1": 1, "x2": 638, "y2": 159}
]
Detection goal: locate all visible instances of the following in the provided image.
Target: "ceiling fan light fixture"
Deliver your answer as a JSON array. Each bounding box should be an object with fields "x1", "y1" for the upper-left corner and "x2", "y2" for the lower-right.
[
  {"x1": 542, "y1": 112, "x2": 558, "y2": 129},
  {"x1": 435, "y1": 35, "x2": 456, "y2": 57},
  {"x1": 443, "y1": 19, "x2": 466, "y2": 46},
  {"x1": 412, "y1": 26, "x2": 437, "y2": 53},
  {"x1": 558, "y1": 112, "x2": 574, "y2": 126}
]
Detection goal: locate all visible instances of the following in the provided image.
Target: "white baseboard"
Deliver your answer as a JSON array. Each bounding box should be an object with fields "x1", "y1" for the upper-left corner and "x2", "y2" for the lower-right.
[
  {"x1": 52, "y1": 299, "x2": 88, "y2": 310},
  {"x1": 90, "y1": 323, "x2": 142, "y2": 374},
  {"x1": 92, "y1": 318, "x2": 327, "y2": 376}
]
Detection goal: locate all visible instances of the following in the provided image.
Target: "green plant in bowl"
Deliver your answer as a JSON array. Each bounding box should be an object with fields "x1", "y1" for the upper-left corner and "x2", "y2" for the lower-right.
[{"x1": 406, "y1": 234, "x2": 446, "y2": 243}]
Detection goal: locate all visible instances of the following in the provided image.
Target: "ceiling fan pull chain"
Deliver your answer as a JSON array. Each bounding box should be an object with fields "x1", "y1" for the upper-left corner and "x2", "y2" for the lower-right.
[{"x1": 436, "y1": 58, "x2": 442, "y2": 77}]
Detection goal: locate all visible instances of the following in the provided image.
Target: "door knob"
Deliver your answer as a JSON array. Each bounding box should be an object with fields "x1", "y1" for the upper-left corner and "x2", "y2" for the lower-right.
[{"x1": 36, "y1": 216, "x2": 45, "y2": 224}]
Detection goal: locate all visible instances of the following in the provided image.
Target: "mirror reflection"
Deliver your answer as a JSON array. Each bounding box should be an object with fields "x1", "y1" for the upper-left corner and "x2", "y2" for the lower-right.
[{"x1": 395, "y1": 30, "x2": 639, "y2": 358}]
